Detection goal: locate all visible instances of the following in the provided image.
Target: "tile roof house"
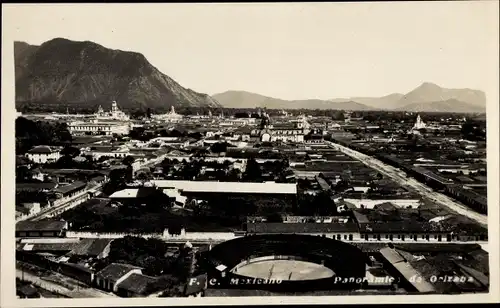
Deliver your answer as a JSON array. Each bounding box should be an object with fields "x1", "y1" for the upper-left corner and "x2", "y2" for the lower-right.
[
  {"x1": 373, "y1": 202, "x2": 398, "y2": 211},
  {"x1": 16, "y1": 220, "x2": 68, "y2": 238},
  {"x1": 16, "y1": 182, "x2": 58, "y2": 193},
  {"x1": 94, "y1": 263, "x2": 143, "y2": 293},
  {"x1": 54, "y1": 181, "x2": 87, "y2": 197},
  {"x1": 115, "y1": 273, "x2": 160, "y2": 297},
  {"x1": 68, "y1": 238, "x2": 113, "y2": 259},
  {"x1": 17, "y1": 284, "x2": 40, "y2": 298}
]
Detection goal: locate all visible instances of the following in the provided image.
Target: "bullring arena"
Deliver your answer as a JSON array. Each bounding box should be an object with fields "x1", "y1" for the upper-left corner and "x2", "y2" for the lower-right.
[
  {"x1": 232, "y1": 256, "x2": 335, "y2": 281},
  {"x1": 202, "y1": 234, "x2": 369, "y2": 292}
]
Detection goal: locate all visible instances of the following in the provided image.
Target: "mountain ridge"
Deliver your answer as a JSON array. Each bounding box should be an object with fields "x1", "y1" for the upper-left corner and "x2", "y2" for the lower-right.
[
  {"x1": 214, "y1": 83, "x2": 486, "y2": 112},
  {"x1": 212, "y1": 90, "x2": 375, "y2": 111},
  {"x1": 14, "y1": 38, "x2": 221, "y2": 109},
  {"x1": 394, "y1": 98, "x2": 485, "y2": 113}
]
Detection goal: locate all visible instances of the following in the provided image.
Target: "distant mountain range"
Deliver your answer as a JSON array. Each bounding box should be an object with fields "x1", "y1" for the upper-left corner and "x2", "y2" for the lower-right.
[
  {"x1": 214, "y1": 82, "x2": 486, "y2": 113},
  {"x1": 14, "y1": 38, "x2": 486, "y2": 113},
  {"x1": 14, "y1": 38, "x2": 221, "y2": 109},
  {"x1": 211, "y1": 91, "x2": 374, "y2": 111}
]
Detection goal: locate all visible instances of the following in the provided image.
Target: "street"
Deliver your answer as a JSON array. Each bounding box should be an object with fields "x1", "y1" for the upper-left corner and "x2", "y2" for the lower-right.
[{"x1": 327, "y1": 141, "x2": 488, "y2": 228}]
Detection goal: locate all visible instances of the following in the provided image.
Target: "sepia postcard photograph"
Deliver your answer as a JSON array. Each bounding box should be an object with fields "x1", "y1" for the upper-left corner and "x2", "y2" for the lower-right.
[{"x1": 1, "y1": 2, "x2": 499, "y2": 307}]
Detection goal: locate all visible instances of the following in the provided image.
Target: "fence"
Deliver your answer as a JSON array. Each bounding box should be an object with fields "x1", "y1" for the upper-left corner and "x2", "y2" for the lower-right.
[{"x1": 66, "y1": 231, "x2": 163, "y2": 239}]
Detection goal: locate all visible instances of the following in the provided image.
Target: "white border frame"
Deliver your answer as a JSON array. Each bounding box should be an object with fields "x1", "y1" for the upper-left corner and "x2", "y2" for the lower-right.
[{"x1": 2, "y1": 2, "x2": 499, "y2": 306}]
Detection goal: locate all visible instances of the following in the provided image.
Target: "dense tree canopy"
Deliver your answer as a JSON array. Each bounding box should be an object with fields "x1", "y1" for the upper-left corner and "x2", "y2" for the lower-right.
[
  {"x1": 209, "y1": 142, "x2": 229, "y2": 154},
  {"x1": 15, "y1": 117, "x2": 72, "y2": 154},
  {"x1": 60, "y1": 146, "x2": 81, "y2": 157},
  {"x1": 461, "y1": 119, "x2": 486, "y2": 141},
  {"x1": 102, "y1": 167, "x2": 130, "y2": 196},
  {"x1": 107, "y1": 236, "x2": 193, "y2": 280},
  {"x1": 297, "y1": 191, "x2": 337, "y2": 216},
  {"x1": 242, "y1": 158, "x2": 263, "y2": 182}
]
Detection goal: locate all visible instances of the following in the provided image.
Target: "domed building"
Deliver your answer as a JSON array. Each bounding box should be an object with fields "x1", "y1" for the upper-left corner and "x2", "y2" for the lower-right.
[{"x1": 95, "y1": 101, "x2": 130, "y2": 121}]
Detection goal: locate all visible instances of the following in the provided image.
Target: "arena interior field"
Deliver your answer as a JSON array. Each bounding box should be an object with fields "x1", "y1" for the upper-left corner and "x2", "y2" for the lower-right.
[{"x1": 231, "y1": 259, "x2": 336, "y2": 281}]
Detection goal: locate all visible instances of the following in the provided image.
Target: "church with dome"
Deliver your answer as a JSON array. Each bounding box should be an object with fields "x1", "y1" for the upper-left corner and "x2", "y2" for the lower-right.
[{"x1": 95, "y1": 101, "x2": 130, "y2": 121}]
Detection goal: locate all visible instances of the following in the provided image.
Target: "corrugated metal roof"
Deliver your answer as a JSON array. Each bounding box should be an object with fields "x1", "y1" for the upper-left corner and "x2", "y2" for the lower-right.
[
  {"x1": 379, "y1": 247, "x2": 406, "y2": 264},
  {"x1": 379, "y1": 247, "x2": 435, "y2": 293},
  {"x1": 109, "y1": 187, "x2": 165, "y2": 199},
  {"x1": 151, "y1": 180, "x2": 297, "y2": 194}
]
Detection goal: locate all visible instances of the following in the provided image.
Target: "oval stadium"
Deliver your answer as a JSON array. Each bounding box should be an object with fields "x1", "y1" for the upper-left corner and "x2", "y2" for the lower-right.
[{"x1": 201, "y1": 234, "x2": 369, "y2": 292}]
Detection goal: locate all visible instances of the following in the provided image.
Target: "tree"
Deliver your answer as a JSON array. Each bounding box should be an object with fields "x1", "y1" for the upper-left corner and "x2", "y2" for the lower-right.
[
  {"x1": 332, "y1": 111, "x2": 345, "y2": 121},
  {"x1": 188, "y1": 132, "x2": 203, "y2": 140},
  {"x1": 15, "y1": 117, "x2": 72, "y2": 154},
  {"x1": 136, "y1": 172, "x2": 151, "y2": 181},
  {"x1": 61, "y1": 146, "x2": 81, "y2": 158},
  {"x1": 242, "y1": 158, "x2": 262, "y2": 182},
  {"x1": 266, "y1": 213, "x2": 283, "y2": 223},
  {"x1": 55, "y1": 122, "x2": 73, "y2": 144},
  {"x1": 84, "y1": 154, "x2": 94, "y2": 162},
  {"x1": 210, "y1": 142, "x2": 228, "y2": 154},
  {"x1": 102, "y1": 168, "x2": 129, "y2": 195},
  {"x1": 123, "y1": 155, "x2": 135, "y2": 167},
  {"x1": 16, "y1": 165, "x2": 33, "y2": 182},
  {"x1": 226, "y1": 168, "x2": 242, "y2": 181}
]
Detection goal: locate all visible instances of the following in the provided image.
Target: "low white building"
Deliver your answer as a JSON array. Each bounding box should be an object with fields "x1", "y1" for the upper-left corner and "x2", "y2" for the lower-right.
[
  {"x1": 25, "y1": 146, "x2": 61, "y2": 164},
  {"x1": 152, "y1": 106, "x2": 184, "y2": 123},
  {"x1": 82, "y1": 146, "x2": 131, "y2": 160},
  {"x1": 343, "y1": 198, "x2": 421, "y2": 209},
  {"x1": 68, "y1": 120, "x2": 130, "y2": 136}
]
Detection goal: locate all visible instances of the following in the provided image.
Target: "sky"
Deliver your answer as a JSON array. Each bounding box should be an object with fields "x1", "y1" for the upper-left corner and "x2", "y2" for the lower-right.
[{"x1": 3, "y1": 2, "x2": 499, "y2": 101}]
